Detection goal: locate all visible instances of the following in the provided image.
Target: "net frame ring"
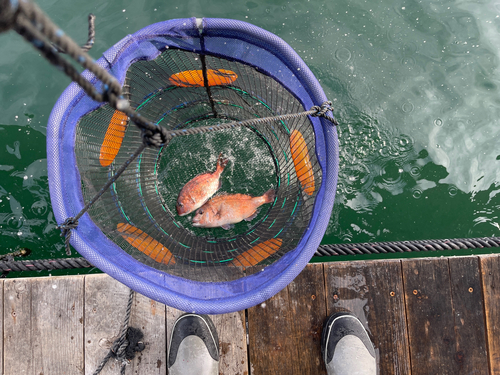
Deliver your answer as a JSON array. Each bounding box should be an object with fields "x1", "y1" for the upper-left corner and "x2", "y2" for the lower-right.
[{"x1": 47, "y1": 18, "x2": 339, "y2": 314}]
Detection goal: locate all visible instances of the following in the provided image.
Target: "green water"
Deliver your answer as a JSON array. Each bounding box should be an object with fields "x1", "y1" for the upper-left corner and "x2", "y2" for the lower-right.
[{"x1": 1, "y1": 0, "x2": 500, "y2": 271}]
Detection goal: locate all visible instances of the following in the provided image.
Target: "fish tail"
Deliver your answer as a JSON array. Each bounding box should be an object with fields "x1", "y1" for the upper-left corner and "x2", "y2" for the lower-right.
[
  {"x1": 216, "y1": 152, "x2": 229, "y2": 172},
  {"x1": 262, "y1": 189, "x2": 276, "y2": 204}
]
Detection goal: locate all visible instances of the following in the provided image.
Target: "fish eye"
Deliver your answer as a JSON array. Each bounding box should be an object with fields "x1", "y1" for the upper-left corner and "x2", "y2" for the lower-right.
[
  {"x1": 178, "y1": 202, "x2": 184, "y2": 207},
  {"x1": 198, "y1": 209, "x2": 203, "y2": 214}
]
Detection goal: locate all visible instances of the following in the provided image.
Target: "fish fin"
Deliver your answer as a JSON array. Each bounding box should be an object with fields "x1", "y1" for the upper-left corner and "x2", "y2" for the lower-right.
[
  {"x1": 244, "y1": 210, "x2": 259, "y2": 221},
  {"x1": 221, "y1": 224, "x2": 234, "y2": 230},
  {"x1": 216, "y1": 152, "x2": 229, "y2": 173},
  {"x1": 262, "y1": 189, "x2": 276, "y2": 204}
]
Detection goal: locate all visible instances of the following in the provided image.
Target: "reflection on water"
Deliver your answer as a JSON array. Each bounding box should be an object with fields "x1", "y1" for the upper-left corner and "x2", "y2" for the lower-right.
[
  {"x1": 320, "y1": 0, "x2": 500, "y2": 244},
  {"x1": 0, "y1": 125, "x2": 63, "y2": 257},
  {"x1": 1, "y1": 0, "x2": 500, "y2": 257}
]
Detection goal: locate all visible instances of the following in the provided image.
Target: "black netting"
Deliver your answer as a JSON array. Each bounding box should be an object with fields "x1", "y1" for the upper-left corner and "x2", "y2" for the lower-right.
[{"x1": 74, "y1": 48, "x2": 322, "y2": 283}]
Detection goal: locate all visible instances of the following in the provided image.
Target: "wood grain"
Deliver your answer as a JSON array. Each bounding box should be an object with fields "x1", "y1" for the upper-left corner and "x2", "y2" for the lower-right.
[
  {"x1": 248, "y1": 263, "x2": 327, "y2": 374},
  {"x1": 324, "y1": 259, "x2": 410, "y2": 375},
  {"x1": 480, "y1": 254, "x2": 500, "y2": 374},
  {"x1": 84, "y1": 274, "x2": 166, "y2": 375},
  {"x1": 166, "y1": 308, "x2": 248, "y2": 375},
  {"x1": 4, "y1": 276, "x2": 84, "y2": 375},
  {"x1": 448, "y1": 256, "x2": 488, "y2": 374},
  {"x1": 127, "y1": 287, "x2": 167, "y2": 375},
  {"x1": 403, "y1": 257, "x2": 488, "y2": 375}
]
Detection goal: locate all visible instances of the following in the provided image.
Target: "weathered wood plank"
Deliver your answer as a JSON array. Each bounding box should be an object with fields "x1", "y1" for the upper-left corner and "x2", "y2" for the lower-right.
[
  {"x1": 448, "y1": 256, "x2": 488, "y2": 373},
  {"x1": 403, "y1": 258, "x2": 456, "y2": 374},
  {"x1": 84, "y1": 274, "x2": 166, "y2": 375},
  {"x1": 480, "y1": 254, "x2": 500, "y2": 374},
  {"x1": 127, "y1": 286, "x2": 167, "y2": 374},
  {"x1": 166, "y1": 308, "x2": 248, "y2": 375},
  {"x1": 324, "y1": 260, "x2": 409, "y2": 375},
  {"x1": 4, "y1": 279, "x2": 34, "y2": 374},
  {"x1": 248, "y1": 263, "x2": 327, "y2": 374},
  {"x1": 403, "y1": 257, "x2": 489, "y2": 374},
  {"x1": 0, "y1": 279, "x2": 4, "y2": 373},
  {"x1": 0, "y1": 279, "x2": 3, "y2": 374},
  {"x1": 4, "y1": 276, "x2": 84, "y2": 375}
]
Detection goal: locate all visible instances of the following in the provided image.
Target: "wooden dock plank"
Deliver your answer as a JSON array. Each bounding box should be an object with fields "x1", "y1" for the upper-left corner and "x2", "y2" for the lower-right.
[
  {"x1": 0, "y1": 279, "x2": 3, "y2": 374},
  {"x1": 480, "y1": 254, "x2": 500, "y2": 374},
  {"x1": 248, "y1": 263, "x2": 327, "y2": 374},
  {"x1": 403, "y1": 258, "x2": 456, "y2": 374},
  {"x1": 166, "y1": 308, "x2": 248, "y2": 375},
  {"x1": 84, "y1": 274, "x2": 166, "y2": 375},
  {"x1": 4, "y1": 277, "x2": 84, "y2": 375},
  {"x1": 402, "y1": 257, "x2": 488, "y2": 375},
  {"x1": 324, "y1": 260, "x2": 410, "y2": 375},
  {"x1": 4, "y1": 279, "x2": 34, "y2": 374},
  {"x1": 127, "y1": 286, "x2": 167, "y2": 375},
  {"x1": 448, "y1": 256, "x2": 489, "y2": 373},
  {"x1": 1, "y1": 256, "x2": 498, "y2": 374}
]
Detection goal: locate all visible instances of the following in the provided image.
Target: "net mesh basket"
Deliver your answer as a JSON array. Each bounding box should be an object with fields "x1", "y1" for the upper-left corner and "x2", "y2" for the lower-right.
[{"x1": 47, "y1": 18, "x2": 339, "y2": 314}]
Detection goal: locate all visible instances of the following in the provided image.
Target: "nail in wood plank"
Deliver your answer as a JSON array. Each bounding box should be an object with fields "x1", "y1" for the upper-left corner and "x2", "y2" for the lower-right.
[
  {"x1": 4, "y1": 276, "x2": 84, "y2": 375},
  {"x1": 166, "y1": 308, "x2": 248, "y2": 375},
  {"x1": 248, "y1": 263, "x2": 327, "y2": 374},
  {"x1": 84, "y1": 274, "x2": 166, "y2": 375},
  {"x1": 448, "y1": 256, "x2": 488, "y2": 374},
  {"x1": 403, "y1": 257, "x2": 475, "y2": 374},
  {"x1": 324, "y1": 260, "x2": 410, "y2": 375},
  {"x1": 480, "y1": 254, "x2": 500, "y2": 374}
]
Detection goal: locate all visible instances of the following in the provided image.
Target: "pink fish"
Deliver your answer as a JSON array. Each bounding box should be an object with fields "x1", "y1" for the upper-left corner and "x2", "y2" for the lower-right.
[
  {"x1": 192, "y1": 189, "x2": 276, "y2": 230},
  {"x1": 176, "y1": 153, "x2": 229, "y2": 216}
]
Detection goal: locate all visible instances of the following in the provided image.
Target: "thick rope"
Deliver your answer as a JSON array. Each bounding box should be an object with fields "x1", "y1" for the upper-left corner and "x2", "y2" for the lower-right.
[
  {"x1": 314, "y1": 236, "x2": 500, "y2": 256},
  {"x1": 0, "y1": 257, "x2": 92, "y2": 272},
  {"x1": 91, "y1": 288, "x2": 145, "y2": 375},
  {"x1": 0, "y1": 235, "x2": 499, "y2": 275}
]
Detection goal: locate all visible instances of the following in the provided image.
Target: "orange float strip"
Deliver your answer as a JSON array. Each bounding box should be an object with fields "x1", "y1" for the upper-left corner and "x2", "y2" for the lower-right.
[
  {"x1": 168, "y1": 69, "x2": 238, "y2": 87},
  {"x1": 117, "y1": 223, "x2": 175, "y2": 265},
  {"x1": 290, "y1": 129, "x2": 315, "y2": 196},
  {"x1": 229, "y1": 238, "x2": 283, "y2": 267},
  {"x1": 99, "y1": 110, "x2": 129, "y2": 167}
]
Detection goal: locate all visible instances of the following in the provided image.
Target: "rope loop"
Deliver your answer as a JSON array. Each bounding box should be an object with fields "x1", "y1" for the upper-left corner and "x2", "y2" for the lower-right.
[
  {"x1": 141, "y1": 127, "x2": 168, "y2": 148},
  {"x1": 58, "y1": 217, "x2": 79, "y2": 233},
  {"x1": 58, "y1": 217, "x2": 78, "y2": 256},
  {"x1": 310, "y1": 101, "x2": 339, "y2": 126}
]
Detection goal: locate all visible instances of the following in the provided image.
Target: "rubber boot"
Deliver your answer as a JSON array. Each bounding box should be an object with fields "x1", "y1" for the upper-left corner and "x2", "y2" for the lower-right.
[
  {"x1": 321, "y1": 312, "x2": 376, "y2": 375},
  {"x1": 168, "y1": 313, "x2": 219, "y2": 375}
]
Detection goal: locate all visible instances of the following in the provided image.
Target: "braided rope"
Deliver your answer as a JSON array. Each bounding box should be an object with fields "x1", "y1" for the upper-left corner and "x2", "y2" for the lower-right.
[
  {"x1": 91, "y1": 288, "x2": 136, "y2": 375},
  {"x1": 0, "y1": 234, "x2": 499, "y2": 275},
  {"x1": 0, "y1": 257, "x2": 92, "y2": 272},
  {"x1": 314, "y1": 236, "x2": 500, "y2": 257},
  {"x1": 164, "y1": 101, "x2": 336, "y2": 140}
]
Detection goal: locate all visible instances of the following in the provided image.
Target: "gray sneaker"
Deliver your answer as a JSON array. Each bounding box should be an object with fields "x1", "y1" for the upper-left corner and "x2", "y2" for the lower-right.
[
  {"x1": 168, "y1": 313, "x2": 219, "y2": 375},
  {"x1": 321, "y1": 312, "x2": 376, "y2": 375}
]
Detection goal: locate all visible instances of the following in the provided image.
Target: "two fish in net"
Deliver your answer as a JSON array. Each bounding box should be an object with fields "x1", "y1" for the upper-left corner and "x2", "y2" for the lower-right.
[{"x1": 48, "y1": 18, "x2": 339, "y2": 314}]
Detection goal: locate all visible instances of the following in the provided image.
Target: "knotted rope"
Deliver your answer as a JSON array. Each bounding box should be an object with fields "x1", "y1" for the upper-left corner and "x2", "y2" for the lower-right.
[{"x1": 92, "y1": 289, "x2": 146, "y2": 375}]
